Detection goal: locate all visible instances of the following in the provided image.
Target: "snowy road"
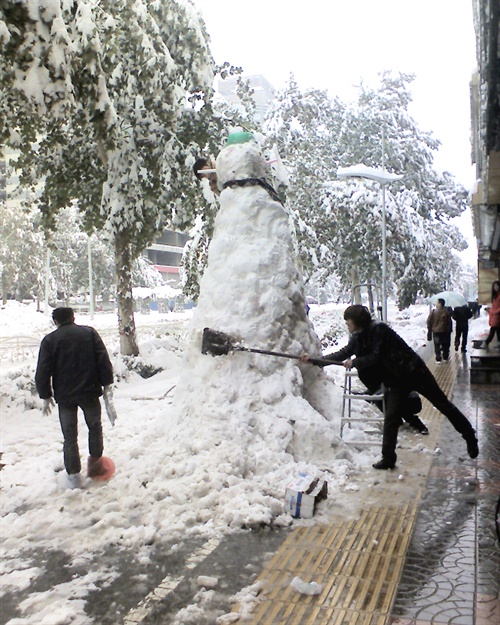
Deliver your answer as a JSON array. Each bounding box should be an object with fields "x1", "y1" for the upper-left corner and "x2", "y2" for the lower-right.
[{"x1": 0, "y1": 528, "x2": 288, "y2": 625}]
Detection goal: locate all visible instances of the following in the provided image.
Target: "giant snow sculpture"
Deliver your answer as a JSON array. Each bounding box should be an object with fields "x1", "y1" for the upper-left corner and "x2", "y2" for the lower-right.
[{"x1": 171, "y1": 133, "x2": 343, "y2": 524}]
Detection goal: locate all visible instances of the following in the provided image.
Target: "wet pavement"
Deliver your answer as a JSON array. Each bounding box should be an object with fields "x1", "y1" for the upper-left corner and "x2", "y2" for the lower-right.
[
  {"x1": 391, "y1": 357, "x2": 500, "y2": 625},
  {"x1": 1, "y1": 352, "x2": 498, "y2": 625},
  {"x1": 0, "y1": 530, "x2": 290, "y2": 625}
]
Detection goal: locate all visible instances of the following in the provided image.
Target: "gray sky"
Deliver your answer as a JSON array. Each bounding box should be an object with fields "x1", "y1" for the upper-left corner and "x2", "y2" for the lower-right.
[{"x1": 193, "y1": 0, "x2": 478, "y2": 262}]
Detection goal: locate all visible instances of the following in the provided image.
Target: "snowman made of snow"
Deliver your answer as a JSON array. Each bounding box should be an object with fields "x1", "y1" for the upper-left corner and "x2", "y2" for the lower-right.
[{"x1": 174, "y1": 131, "x2": 342, "y2": 467}]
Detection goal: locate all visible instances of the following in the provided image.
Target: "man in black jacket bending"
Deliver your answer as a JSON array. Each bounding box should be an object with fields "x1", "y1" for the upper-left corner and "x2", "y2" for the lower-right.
[
  {"x1": 35, "y1": 307, "x2": 114, "y2": 487},
  {"x1": 302, "y1": 305, "x2": 478, "y2": 470}
]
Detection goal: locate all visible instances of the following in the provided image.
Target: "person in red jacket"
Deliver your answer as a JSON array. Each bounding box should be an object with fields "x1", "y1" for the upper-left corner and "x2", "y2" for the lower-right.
[
  {"x1": 35, "y1": 308, "x2": 114, "y2": 487},
  {"x1": 484, "y1": 280, "x2": 500, "y2": 349}
]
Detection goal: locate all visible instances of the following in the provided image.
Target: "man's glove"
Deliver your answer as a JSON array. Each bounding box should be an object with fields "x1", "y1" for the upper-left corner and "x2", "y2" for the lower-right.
[
  {"x1": 103, "y1": 385, "x2": 118, "y2": 426},
  {"x1": 42, "y1": 398, "x2": 55, "y2": 416}
]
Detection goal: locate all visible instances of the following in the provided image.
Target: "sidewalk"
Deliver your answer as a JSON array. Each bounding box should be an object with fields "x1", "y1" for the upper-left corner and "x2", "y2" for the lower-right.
[{"x1": 228, "y1": 352, "x2": 499, "y2": 625}]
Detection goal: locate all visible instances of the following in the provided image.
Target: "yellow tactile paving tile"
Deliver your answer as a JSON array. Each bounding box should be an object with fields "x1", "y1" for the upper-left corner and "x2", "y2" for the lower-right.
[
  {"x1": 231, "y1": 356, "x2": 464, "y2": 624},
  {"x1": 248, "y1": 602, "x2": 392, "y2": 625},
  {"x1": 238, "y1": 500, "x2": 419, "y2": 624}
]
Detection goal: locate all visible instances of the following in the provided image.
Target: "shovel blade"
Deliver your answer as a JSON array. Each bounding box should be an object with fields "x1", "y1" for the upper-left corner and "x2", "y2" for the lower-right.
[{"x1": 201, "y1": 327, "x2": 236, "y2": 356}]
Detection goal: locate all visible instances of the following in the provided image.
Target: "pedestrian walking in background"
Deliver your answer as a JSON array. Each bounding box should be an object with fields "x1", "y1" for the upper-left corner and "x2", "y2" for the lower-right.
[
  {"x1": 35, "y1": 307, "x2": 115, "y2": 488},
  {"x1": 427, "y1": 298, "x2": 452, "y2": 363},
  {"x1": 452, "y1": 304, "x2": 473, "y2": 352},
  {"x1": 483, "y1": 280, "x2": 500, "y2": 349},
  {"x1": 300, "y1": 305, "x2": 478, "y2": 470}
]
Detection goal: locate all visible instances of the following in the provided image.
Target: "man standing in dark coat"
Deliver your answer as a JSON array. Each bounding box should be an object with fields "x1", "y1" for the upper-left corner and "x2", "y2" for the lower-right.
[
  {"x1": 301, "y1": 305, "x2": 478, "y2": 470},
  {"x1": 452, "y1": 305, "x2": 473, "y2": 352},
  {"x1": 35, "y1": 307, "x2": 114, "y2": 487}
]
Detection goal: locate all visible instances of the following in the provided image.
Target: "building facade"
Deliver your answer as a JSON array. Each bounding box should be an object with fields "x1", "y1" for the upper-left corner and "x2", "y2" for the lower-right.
[
  {"x1": 471, "y1": 0, "x2": 500, "y2": 302},
  {"x1": 144, "y1": 229, "x2": 189, "y2": 286}
]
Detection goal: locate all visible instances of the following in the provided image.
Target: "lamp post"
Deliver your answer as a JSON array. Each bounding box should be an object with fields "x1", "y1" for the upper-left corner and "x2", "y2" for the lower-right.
[
  {"x1": 337, "y1": 164, "x2": 403, "y2": 322},
  {"x1": 44, "y1": 247, "x2": 50, "y2": 315},
  {"x1": 88, "y1": 236, "x2": 94, "y2": 320}
]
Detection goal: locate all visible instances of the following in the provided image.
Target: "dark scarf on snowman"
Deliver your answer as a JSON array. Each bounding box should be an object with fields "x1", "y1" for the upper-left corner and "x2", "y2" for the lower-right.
[{"x1": 222, "y1": 177, "x2": 282, "y2": 203}]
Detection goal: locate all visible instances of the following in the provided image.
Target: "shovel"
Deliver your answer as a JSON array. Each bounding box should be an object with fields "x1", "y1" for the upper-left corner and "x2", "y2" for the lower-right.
[{"x1": 201, "y1": 327, "x2": 344, "y2": 367}]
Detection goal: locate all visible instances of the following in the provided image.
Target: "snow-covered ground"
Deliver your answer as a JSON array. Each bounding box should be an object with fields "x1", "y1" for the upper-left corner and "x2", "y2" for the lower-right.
[
  {"x1": 0, "y1": 298, "x2": 491, "y2": 624},
  {"x1": 0, "y1": 135, "x2": 491, "y2": 623}
]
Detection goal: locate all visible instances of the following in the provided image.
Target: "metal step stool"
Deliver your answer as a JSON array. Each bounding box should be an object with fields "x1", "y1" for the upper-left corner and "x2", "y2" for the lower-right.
[{"x1": 340, "y1": 370, "x2": 385, "y2": 444}]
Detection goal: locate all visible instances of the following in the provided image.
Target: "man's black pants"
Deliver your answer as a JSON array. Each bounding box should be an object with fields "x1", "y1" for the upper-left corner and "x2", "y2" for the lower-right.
[
  {"x1": 454, "y1": 325, "x2": 469, "y2": 351},
  {"x1": 381, "y1": 364, "x2": 475, "y2": 464},
  {"x1": 58, "y1": 396, "x2": 103, "y2": 474}
]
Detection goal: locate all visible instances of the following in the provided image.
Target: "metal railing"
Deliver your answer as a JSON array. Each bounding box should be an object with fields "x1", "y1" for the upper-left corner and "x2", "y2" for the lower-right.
[
  {"x1": 0, "y1": 320, "x2": 189, "y2": 364},
  {"x1": 0, "y1": 336, "x2": 41, "y2": 362}
]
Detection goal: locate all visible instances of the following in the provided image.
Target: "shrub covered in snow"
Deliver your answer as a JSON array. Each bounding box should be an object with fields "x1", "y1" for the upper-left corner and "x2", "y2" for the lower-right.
[{"x1": 0, "y1": 364, "x2": 41, "y2": 410}]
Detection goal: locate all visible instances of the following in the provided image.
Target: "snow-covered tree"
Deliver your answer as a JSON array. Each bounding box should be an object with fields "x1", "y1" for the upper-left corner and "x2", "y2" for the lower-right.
[
  {"x1": 1, "y1": 0, "x2": 214, "y2": 354},
  {"x1": 45, "y1": 204, "x2": 114, "y2": 304},
  {"x1": 0, "y1": 198, "x2": 45, "y2": 304},
  {"x1": 132, "y1": 255, "x2": 164, "y2": 289},
  {"x1": 264, "y1": 72, "x2": 468, "y2": 308},
  {"x1": 336, "y1": 72, "x2": 467, "y2": 307},
  {"x1": 263, "y1": 75, "x2": 346, "y2": 280},
  {"x1": 0, "y1": 195, "x2": 162, "y2": 306}
]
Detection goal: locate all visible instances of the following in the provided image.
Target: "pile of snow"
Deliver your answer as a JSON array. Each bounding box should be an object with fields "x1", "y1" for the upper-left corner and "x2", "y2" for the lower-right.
[
  {"x1": 0, "y1": 300, "x2": 54, "y2": 337},
  {"x1": 170, "y1": 139, "x2": 346, "y2": 529}
]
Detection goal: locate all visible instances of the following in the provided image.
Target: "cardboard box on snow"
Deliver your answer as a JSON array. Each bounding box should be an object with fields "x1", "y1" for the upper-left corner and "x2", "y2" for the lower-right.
[{"x1": 285, "y1": 474, "x2": 328, "y2": 519}]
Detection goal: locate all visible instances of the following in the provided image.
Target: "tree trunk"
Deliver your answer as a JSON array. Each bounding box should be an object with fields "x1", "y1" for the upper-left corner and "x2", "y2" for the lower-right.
[
  {"x1": 351, "y1": 266, "x2": 361, "y2": 305},
  {"x1": 2, "y1": 271, "x2": 7, "y2": 305},
  {"x1": 114, "y1": 231, "x2": 139, "y2": 356},
  {"x1": 367, "y1": 283, "x2": 374, "y2": 314}
]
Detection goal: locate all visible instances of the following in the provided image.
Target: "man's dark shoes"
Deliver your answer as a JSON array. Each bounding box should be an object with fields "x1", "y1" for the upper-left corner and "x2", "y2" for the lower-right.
[
  {"x1": 464, "y1": 431, "x2": 479, "y2": 459},
  {"x1": 419, "y1": 427, "x2": 429, "y2": 435},
  {"x1": 465, "y1": 433, "x2": 479, "y2": 459},
  {"x1": 372, "y1": 459, "x2": 396, "y2": 470}
]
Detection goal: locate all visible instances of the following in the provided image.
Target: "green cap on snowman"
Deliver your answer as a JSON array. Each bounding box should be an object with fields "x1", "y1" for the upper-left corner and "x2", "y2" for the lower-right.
[{"x1": 225, "y1": 127, "x2": 256, "y2": 146}]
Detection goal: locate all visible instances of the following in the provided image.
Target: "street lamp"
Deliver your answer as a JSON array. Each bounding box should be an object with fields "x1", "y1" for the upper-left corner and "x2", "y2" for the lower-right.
[
  {"x1": 44, "y1": 247, "x2": 50, "y2": 315},
  {"x1": 88, "y1": 236, "x2": 94, "y2": 320},
  {"x1": 337, "y1": 164, "x2": 403, "y2": 322}
]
